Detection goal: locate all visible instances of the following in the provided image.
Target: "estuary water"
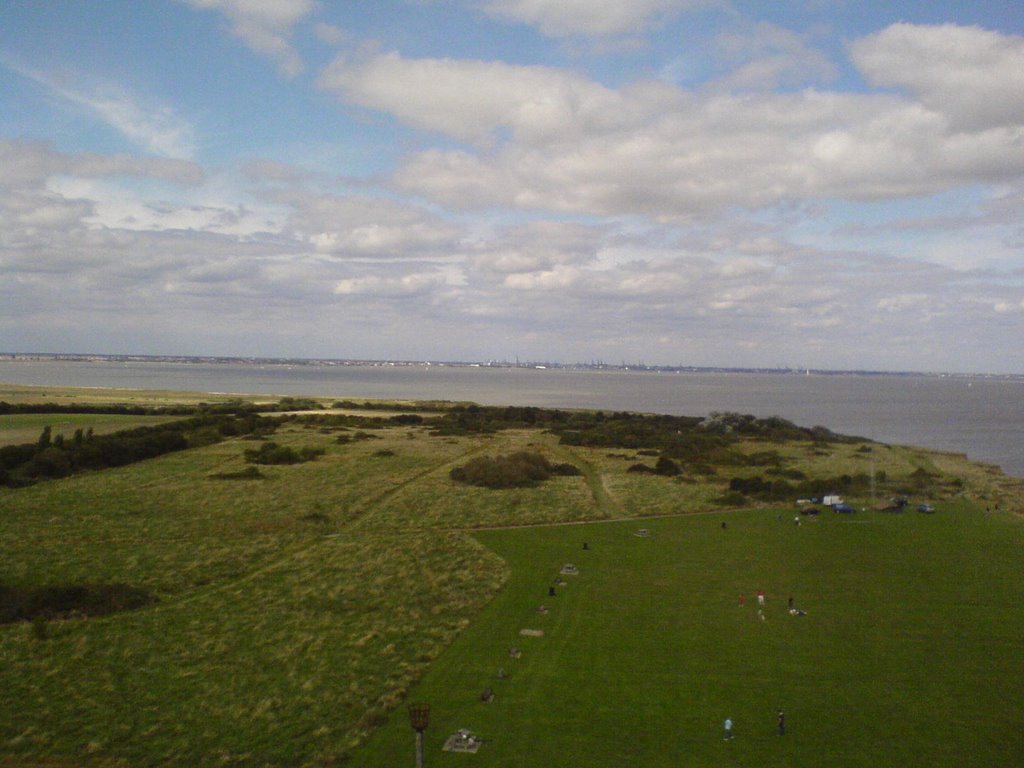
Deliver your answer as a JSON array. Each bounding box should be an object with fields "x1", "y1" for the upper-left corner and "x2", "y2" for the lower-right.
[{"x1": 1, "y1": 360, "x2": 1021, "y2": 478}]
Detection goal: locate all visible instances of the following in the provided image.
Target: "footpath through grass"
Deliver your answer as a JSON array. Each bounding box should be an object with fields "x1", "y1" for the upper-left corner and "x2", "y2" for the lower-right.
[{"x1": 350, "y1": 506, "x2": 1024, "y2": 768}]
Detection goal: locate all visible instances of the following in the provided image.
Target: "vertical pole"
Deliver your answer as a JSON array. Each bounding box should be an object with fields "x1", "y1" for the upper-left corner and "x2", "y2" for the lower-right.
[{"x1": 408, "y1": 702, "x2": 429, "y2": 768}]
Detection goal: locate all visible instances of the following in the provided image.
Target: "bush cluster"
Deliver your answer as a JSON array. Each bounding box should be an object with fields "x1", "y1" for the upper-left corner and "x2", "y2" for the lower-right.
[
  {"x1": 698, "y1": 411, "x2": 855, "y2": 442},
  {"x1": 243, "y1": 442, "x2": 324, "y2": 465},
  {"x1": 449, "y1": 451, "x2": 579, "y2": 489},
  {"x1": 627, "y1": 456, "x2": 683, "y2": 476},
  {"x1": 430, "y1": 405, "x2": 570, "y2": 436},
  {"x1": 727, "y1": 470, "x2": 879, "y2": 501},
  {"x1": 421, "y1": 406, "x2": 857, "y2": 473},
  {"x1": 0, "y1": 583, "x2": 156, "y2": 624}
]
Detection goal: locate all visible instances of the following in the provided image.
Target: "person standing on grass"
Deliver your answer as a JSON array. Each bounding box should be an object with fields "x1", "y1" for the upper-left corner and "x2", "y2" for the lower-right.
[
  {"x1": 757, "y1": 590, "x2": 765, "y2": 607},
  {"x1": 739, "y1": 594, "x2": 745, "y2": 607},
  {"x1": 777, "y1": 710, "x2": 785, "y2": 736},
  {"x1": 724, "y1": 718, "x2": 734, "y2": 740}
]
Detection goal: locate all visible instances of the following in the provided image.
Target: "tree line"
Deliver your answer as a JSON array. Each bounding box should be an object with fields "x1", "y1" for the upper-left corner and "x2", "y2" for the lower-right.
[
  {"x1": 0, "y1": 413, "x2": 276, "y2": 487},
  {"x1": 0, "y1": 396, "x2": 326, "y2": 417}
]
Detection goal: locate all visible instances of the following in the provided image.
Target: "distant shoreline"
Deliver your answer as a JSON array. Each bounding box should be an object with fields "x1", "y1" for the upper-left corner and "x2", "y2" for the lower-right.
[{"x1": 2, "y1": 352, "x2": 1021, "y2": 381}]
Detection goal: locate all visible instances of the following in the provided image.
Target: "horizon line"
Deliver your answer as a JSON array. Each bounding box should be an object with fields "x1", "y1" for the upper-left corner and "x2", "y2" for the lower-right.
[{"x1": 2, "y1": 351, "x2": 1021, "y2": 380}]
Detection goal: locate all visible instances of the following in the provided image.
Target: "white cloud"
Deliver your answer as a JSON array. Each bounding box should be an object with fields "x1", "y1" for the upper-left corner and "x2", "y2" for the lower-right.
[
  {"x1": 277, "y1": 191, "x2": 462, "y2": 257},
  {"x1": 180, "y1": 0, "x2": 316, "y2": 77},
  {"x1": 711, "y1": 21, "x2": 838, "y2": 91},
  {"x1": 877, "y1": 293, "x2": 928, "y2": 312},
  {"x1": 0, "y1": 139, "x2": 203, "y2": 188},
  {"x1": 4, "y1": 62, "x2": 197, "y2": 159},
  {"x1": 850, "y1": 23, "x2": 1024, "y2": 131},
  {"x1": 366, "y1": 38, "x2": 1024, "y2": 217},
  {"x1": 314, "y1": 23, "x2": 1024, "y2": 222},
  {"x1": 319, "y1": 50, "x2": 627, "y2": 144},
  {"x1": 503, "y1": 264, "x2": 583, "y2": 290},
  {"x1": 0, "y1": 190, "x2": 93, "y2": 238},
  {"x1": 480, "y1": 0, "x2": 710, "y2": 38},
  {"x1": 2, "y1": 137, "x2": 1020, "y2": 369},
  {"x1": 75, "y1": 91, "x2": 196, "y2": 159},
  {"x1": 716, "y1": 256, "x2": 773, "y2": 277},
  {"x1": 333, "y1": 272, "x2": 447, "y2": 297},
  {"x1": 468, "y1": 220, "x2": 604, "y2": 274},
  {"x1": 993, "y1": 299, "x2": 1024, "y2": 314}
]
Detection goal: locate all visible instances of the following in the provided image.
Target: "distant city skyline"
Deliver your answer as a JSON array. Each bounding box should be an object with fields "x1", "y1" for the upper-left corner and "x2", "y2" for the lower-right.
[
  {"x1": 2, "y1": 2, "x2": 1023, "y2": 374},
  {"x1": 5, "y1": 351, "x2": 1021, "y2": 380}
]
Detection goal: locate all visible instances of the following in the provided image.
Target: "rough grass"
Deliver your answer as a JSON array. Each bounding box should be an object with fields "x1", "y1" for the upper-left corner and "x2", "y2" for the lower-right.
[{"x1": 1, "y1": 386, "x2": 1021, "y2": 766}]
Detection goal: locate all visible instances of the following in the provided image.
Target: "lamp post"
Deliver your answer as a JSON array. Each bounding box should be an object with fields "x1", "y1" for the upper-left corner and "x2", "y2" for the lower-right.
[{"x1": 407, "y1": 703, "x2": 430, "y2": 768}]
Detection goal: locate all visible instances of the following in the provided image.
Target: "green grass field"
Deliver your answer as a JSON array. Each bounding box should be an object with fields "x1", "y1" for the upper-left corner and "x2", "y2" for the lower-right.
[
  {"x1": 349, "y1": 506, "x2": 1024, "y2": 767},
  {"x1": 1, "y1": 385, "x2": 1022, "y2": 766}
]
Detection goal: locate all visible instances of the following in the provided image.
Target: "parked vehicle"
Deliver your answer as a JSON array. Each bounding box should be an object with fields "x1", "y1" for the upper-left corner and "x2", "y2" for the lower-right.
[
  {"x1": 833, "y1": 503, "x2": 855, "y2": 513},
  {"x1": 917, "y1": 503, "x2": 935, "y2": 513}
]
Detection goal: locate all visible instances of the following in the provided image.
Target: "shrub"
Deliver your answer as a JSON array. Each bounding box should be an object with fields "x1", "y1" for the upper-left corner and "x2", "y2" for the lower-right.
[
  {"x1": 550, "y1": 462, "x2": 582, "y2": 476},
  {"x1": 244, "y1": 442, "x2": 302, "y2": 465},
  {"x1": 655, "y1": 457, "x2": 682, "y2": 476},
  {"x1": 23, "y1": 447, "x2": 73, "y2": 478},
  {"x1": 187, "y1": 426, "x2": 224, "y2": 448},
  {"x1": 729, "y1": 476, "x2": 772, "y2": 496},
  {"x1": 0, "y1": 583, "x2": 156, "y2": 624},
  {"x1": 450, "y1": 451, "x2": 563, "y2": 489},
  {"x1": 299, "y1": 446, "x2": 326, "y2": 461},
  {"x1": 627, "y1": 463, "x2": 656, "y2": 474},
  {"x1": 389, "y1": 414, "x2": 423, "y2": 425}
]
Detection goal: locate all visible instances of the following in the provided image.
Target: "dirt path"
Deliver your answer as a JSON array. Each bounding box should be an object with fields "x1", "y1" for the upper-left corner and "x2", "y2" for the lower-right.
[{"x1": 550, "y1": 442, "x2": 623, "y2": 519}]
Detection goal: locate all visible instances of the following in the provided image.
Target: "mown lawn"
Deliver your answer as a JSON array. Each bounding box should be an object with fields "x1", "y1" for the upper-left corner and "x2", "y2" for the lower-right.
[{"x1": 349, "y1": 505, "x2": 1024, "y2": 768}]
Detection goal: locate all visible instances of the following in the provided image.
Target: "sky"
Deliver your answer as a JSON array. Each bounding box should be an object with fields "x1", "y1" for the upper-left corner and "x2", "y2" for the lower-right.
[{"x1": 1, "y1": 1, "x2": 1023, "y2": 373}]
